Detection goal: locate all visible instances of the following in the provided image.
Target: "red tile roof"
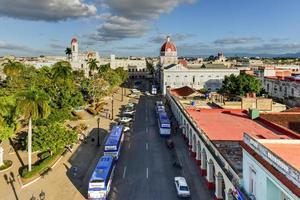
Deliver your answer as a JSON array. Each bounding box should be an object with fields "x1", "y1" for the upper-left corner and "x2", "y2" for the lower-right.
[
  {"x1": 71, "y1": 38, "x2": 77, "y2": 43},
  {"x1": 171, "y1": 86, "x2": 196, "y2": 97},
  {"x1": 186, "y1": 108, "x2": 293, "y2": 141}
]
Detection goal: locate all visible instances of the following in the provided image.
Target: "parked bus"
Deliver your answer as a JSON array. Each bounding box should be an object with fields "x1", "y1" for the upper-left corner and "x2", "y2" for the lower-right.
[
  {"x1": 88, "y1": 156, "x2": 115, "y2": 200},
  {"x1": 157, "y1": 111, "x2": 171, "y2": 136},
  {"x1": 104, "y1": 125, "x2": 124, "y2": 160},
  {"x1": 155, "y1": 101, "x2": 165, "y2": 115}
]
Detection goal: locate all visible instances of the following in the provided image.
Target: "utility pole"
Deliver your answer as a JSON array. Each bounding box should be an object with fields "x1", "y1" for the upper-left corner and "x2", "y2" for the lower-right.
[
  {"x1": 111, "y1": 94, "x2": 114, "y2": 120},
  {"x1": 97, "y1": 117, "x2": 100, "y2": 146}
]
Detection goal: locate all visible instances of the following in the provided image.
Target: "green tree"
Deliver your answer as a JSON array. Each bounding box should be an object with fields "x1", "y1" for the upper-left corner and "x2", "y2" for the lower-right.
[
  {"x1": 30, "y1": 123, "x2": 77, "y2": 154},
  {"x1": 65, "y1": 47, "x2": 72, "y2": 60},
  {"x1": 2, "y1": 59, "x2": 25, "y2": 80},
  {"x1": 87, "y1": 58, "x2": 99, "y2": 77},
  {"x1": 16, "y1": 87, "x2": 51, "y2": 172},
  {"x1": 114, "y1": 67, "x2": 129, "y2": 83},
  {"x1": 51, "y1": 61, "x2": 72, "y2": 81},
  {"x1": 220, "y1": 74, "x2": 262, "y2": 96}
]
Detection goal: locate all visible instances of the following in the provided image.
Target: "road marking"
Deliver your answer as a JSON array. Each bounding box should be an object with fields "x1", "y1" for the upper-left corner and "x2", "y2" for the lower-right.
[
  {"x1": 128, "y1": 143, "x2": 131, "y2": 149},
  {"x1": 146, "y1": 143, "x2": 148, "y2": 150},
  {"x1": 122, "y1": 166, "x2": 127, "y2": 179},
  {"x1": 146, "y1": 168, "x2": 149, "y2": 179}
]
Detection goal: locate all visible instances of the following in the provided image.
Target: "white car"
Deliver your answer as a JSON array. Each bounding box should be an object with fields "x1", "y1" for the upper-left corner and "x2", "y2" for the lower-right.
[
  {"x1": 123, "y1": 126, "x2": 130, "y2": 132},
  {"x1": 128, "y1": 93, "x2": 137, "y2": 98},
  {"x1": 174, "y1": 177, "x2": 190, "y2": 198},
  {"x1": 123, "y1": 110, "x2": 135, "y2": 115},
  {"x1": 119, "y1": 117, "x2": 132, "y2": 123},
  {"x1": 145, "y1": 91, "x2": 151, "y2": 96},
  {"x1": 126, "y1": 102, "x2": 135, "y2": 108},
  {"x1": 131, "y1": 89, "x2": 140, "y2": 93}
]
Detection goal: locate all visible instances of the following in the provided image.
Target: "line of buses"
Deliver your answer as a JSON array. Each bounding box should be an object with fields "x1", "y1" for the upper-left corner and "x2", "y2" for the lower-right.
[
  {"x1": 155, "y1": 101, "x2": 171, "y2": 136},
  {"x1": 88, "y1": 125, "x2": 124, "y2": 200},
  {"x1": 88, "y1": 100, "x2": 170, "y2": 200}
]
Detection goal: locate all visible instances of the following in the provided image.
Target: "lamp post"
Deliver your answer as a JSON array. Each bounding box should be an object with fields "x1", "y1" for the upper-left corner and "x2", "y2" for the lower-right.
[
  {"x1": 121, "y1": 87, "x2": 124, "y2": 102},
  {"x1": 97, "y1": 117, "x2": 100, "y2": 146},
  {"x1": 111, "y1": 94, "x2": 114, "y2": 120}
]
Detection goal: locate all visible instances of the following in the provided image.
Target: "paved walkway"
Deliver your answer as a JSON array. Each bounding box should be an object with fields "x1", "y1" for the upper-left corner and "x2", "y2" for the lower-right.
[{"x1": 0, "y1": 88, "x2": 130, "y2": 200}]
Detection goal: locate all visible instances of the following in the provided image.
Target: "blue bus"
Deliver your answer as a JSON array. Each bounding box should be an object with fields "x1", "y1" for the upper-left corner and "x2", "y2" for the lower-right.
[
  {"x1": 104, "y1": 125, "x2": 124, "y2": 160},
  {"x1": 88, "y1": 156, "x2": 115, "y2": 200},
  {"x1": 157, "y1": 111, "x2": 171, "y2": 136},
  {"x1": 155, "y1": 101, "x2": 165, "y2": 115}
]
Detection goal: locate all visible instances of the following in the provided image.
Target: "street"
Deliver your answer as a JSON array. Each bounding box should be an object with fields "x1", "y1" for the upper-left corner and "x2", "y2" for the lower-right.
[{"x1": 108, "y1": 80, "x2": 213, "y2": 200}]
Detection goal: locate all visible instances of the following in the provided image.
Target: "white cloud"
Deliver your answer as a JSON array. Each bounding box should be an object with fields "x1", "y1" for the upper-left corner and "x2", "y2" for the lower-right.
[
  {"x1": 104, "y1": 0, "x2": 195, "y2": 20},
  {"x1": 0, "y1": 0, "x2": 97, "y2": 21},
  {"x1": 214, "y1": 37, "x2": 263, "y2": 45}
]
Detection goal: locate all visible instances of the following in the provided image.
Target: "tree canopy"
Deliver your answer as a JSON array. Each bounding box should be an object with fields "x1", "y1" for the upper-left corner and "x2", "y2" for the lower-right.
[{"x1": 219, "y1": 73, "x2": 262, "y2": 96}]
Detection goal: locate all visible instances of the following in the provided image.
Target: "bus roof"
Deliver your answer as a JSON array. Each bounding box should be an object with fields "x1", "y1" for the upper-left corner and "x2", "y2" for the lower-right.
[
  {"x1": 158, "y1": 111, "x2": 170, "y2": 124},
  {"x1": 105, "y1": 125, "x2": 123, "y2": 147},
  {"x1": 90, "y1": 156, "x2": 114, "y2": 181}
]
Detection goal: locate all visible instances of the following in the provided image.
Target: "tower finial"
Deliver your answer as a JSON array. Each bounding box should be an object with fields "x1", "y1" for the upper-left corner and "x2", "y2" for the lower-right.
[{"x1": 167, "y1": 36, "x2": 170, "y2": 42}]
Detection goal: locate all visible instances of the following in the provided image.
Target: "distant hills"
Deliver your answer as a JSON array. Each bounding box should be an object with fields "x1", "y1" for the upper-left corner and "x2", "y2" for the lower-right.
[{"x1": 183, "y1": 52, "x2": 300, "y2": 58}]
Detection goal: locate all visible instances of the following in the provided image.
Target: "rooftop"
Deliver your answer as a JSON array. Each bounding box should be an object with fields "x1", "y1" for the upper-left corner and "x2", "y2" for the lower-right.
[
  {"x1": 186, "y1": 108, "x2": 291, "y2": 141},
  {"x1": 262, "y1": 140, "x2": 300, "y2": 171}
]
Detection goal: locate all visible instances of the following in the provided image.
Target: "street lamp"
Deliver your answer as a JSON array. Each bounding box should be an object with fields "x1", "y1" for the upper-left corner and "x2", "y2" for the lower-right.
[
  {"x1": 97, "y1": 117, "x2": 100, "y2": 146},
  {"x1": 111, "y1": 93, "x2": 114, "y2": 120}
]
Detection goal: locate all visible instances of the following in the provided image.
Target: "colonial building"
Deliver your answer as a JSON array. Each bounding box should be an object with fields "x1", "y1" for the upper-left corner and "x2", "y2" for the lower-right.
[
  {"x1": 110, "y1": 55, "x2": 150, "y2": 78},
  {"x1": 157, "y1": 36, "x2": 240, "y2": 94},
  {"x1": 69, "y1": 38, "x2": 100, "y2": 75},
  {"x1": 165, "y1": 86, "x2": 300, "y2": 200}
]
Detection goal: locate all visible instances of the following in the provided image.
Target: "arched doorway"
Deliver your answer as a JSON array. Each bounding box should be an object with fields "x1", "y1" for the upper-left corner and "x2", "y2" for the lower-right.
[
  {"x1": 200, "y1": 149, "x2": 207, "y2": 176},
  {"x1": 191, "y1": 134, "x2": 197, "y2": 158},
  {"x1": 207, "y1": 159, "x2": 215, "y2": 190},
  {"x1": 196, "y1": 140, "x2": 201, "y2": 165},
  {"x1": 215, "y1": 172, "x2": 225, "y2": 200}
]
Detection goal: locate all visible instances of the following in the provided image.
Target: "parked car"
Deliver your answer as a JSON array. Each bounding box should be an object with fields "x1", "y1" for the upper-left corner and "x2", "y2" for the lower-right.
[
  {"x1": 131, "y1": 89, "x2": 140, "y2": 93},
  {"x1": 126, "y1": 102, "x2": 135, "y2": 108},
  {"x1": 123, "y1": 110, "x2": 135, "y2": 115},
  {"x1": 174, "y1": 177, "x2": 191, "y2": 198},
  {"x1": 119, "y1": 117, "x2": 132, "y2": 123},
  {"x1": 123, "y1": 126, "x2": 130, "y2": 132}
]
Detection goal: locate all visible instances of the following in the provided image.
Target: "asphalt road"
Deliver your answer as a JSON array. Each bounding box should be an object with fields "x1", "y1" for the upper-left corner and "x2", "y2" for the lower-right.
[{"x1": 108, "y1": 80, "x2": 213, "y2": 200}]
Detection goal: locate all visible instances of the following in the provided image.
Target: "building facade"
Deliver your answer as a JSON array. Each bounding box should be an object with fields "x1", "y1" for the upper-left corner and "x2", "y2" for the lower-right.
[
  {"x1": 157, "y1": 36, "x2": 240, "y2": 94},
  {"x1": 242, "y1": 133, "x2": 300, "y2": 200},
  {"x1": 110, "y1": 55, "x2": 150, "y2": 78}
]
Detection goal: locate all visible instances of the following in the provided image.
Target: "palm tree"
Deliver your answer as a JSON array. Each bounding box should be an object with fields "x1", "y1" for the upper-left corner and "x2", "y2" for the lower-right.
[
  {"x1": 2, "y1": 59, "x2": 24, "y2": 80},
  {"x1": 65, "y1": 47, "x2": 72, "y2": 60},
  {"x1": 87, "y1": 58, "x2": 99, "y2": 77},
  {"x1": 16, "y1": 87, "x2": 50, "y2": 172},
  {"x1": 51, "y1": 61, "x2": 72, "y2": 80}
]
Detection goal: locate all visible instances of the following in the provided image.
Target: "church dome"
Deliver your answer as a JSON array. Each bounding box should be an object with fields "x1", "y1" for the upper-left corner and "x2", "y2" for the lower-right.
[
  {"x1": 71, "y1": 38, "x2": 78, "y2": 44},
  {"x1": 160, "y1": 36, "x2": 177, "y2": 52}
]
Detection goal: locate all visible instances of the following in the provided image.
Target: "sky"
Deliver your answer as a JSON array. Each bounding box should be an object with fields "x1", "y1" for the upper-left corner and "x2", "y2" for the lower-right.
[{"x1": 0, "y1": 0, "x2": 300, "y2": 57}]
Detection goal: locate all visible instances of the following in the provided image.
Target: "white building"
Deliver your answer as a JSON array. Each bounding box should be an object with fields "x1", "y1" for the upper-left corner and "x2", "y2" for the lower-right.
[
  {"x1": 158, "y1": 36, "x2": 240, "y2": 94},
  {"x1": 70, "y1": 38, "x2": 100, "y2": 75},
  {"x1": 263, "y1": 76, "x2": 300, "y2": 99},
  {"x1": 110, "y1": 55, "x2": 150, "y2": 78},
  {"x1": 242, "y1": 133, "x2": 300, "y2": 200}
]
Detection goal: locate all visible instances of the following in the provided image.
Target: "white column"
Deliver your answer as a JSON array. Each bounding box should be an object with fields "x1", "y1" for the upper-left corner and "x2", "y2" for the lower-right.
[
  {"x1": 197, "y1": 145, "x2": 201, "y2": 160},
  {"x1": 215, "y1": 174, "x2": 223, "y2": 199},
  {"x1": 207, "y1": 160, "x2": 214, "y2": 183},
  {"x1": 226, "y1": 190, "x2": 234, "y2": 200},
  {"x1": 0, "y1": 146, "x2": 4, "y2": 166}
]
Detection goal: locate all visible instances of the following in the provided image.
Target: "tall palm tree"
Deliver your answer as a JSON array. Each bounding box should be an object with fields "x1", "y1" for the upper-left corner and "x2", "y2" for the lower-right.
[
  {"x1": 2, "y1": 59, "x2": 24, "y2": 80},
  {"x1": 51, "y1": 61, "x2": 72, "y2": 80},
  {"x1": 65, "y1": 47, "x2": 72, "y2": 60},
  {"x1": 87, "y1": 58, "x2": 99, "y2": 77},
  {"x1": 16, "y1": 87, "x2": 50, "y2": 172}
]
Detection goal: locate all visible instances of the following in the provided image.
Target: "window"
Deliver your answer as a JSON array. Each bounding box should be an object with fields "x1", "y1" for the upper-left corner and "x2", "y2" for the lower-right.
[
  {"x1": 72, "y1": 45, "x2": 75, "y2": 51},
  {"x1": 249, "y1": 168, "x2": 256, "y2": 196},
  {"x1": 267, "y1": 84, "x2": 270, "y2": 92},
  {"x1": 192, "y1": 76, "x2": 195, "y2": 84},
  {"x1": 279, "y1": 86, "x2": 282, "y2": 92},
  {"x1": 291, "y1": 88, "x2": 294, "y2": 96}
]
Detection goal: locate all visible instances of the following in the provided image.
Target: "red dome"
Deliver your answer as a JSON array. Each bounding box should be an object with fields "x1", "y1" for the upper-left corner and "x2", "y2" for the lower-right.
[
  {"x1": 71, "y1": 38, "x2": 78, "y2": 44},
  {"x1": 160, "y1": 36, "x2": 176, "y2": 52}
]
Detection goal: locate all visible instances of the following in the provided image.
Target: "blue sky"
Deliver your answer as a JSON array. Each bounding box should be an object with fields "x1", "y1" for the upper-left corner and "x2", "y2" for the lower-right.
[{"x1": 0, "y1": 0, "x2": 300, "y2": 57}]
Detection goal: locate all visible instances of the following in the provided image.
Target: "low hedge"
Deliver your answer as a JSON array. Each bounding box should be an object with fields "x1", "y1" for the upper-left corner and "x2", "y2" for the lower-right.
[
  {"x1": 20, "y1": 149, "x2": 64, "y2": 179},
  {"x1": 0, "y1": 160, "x2": 13, "y2": 171}
]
